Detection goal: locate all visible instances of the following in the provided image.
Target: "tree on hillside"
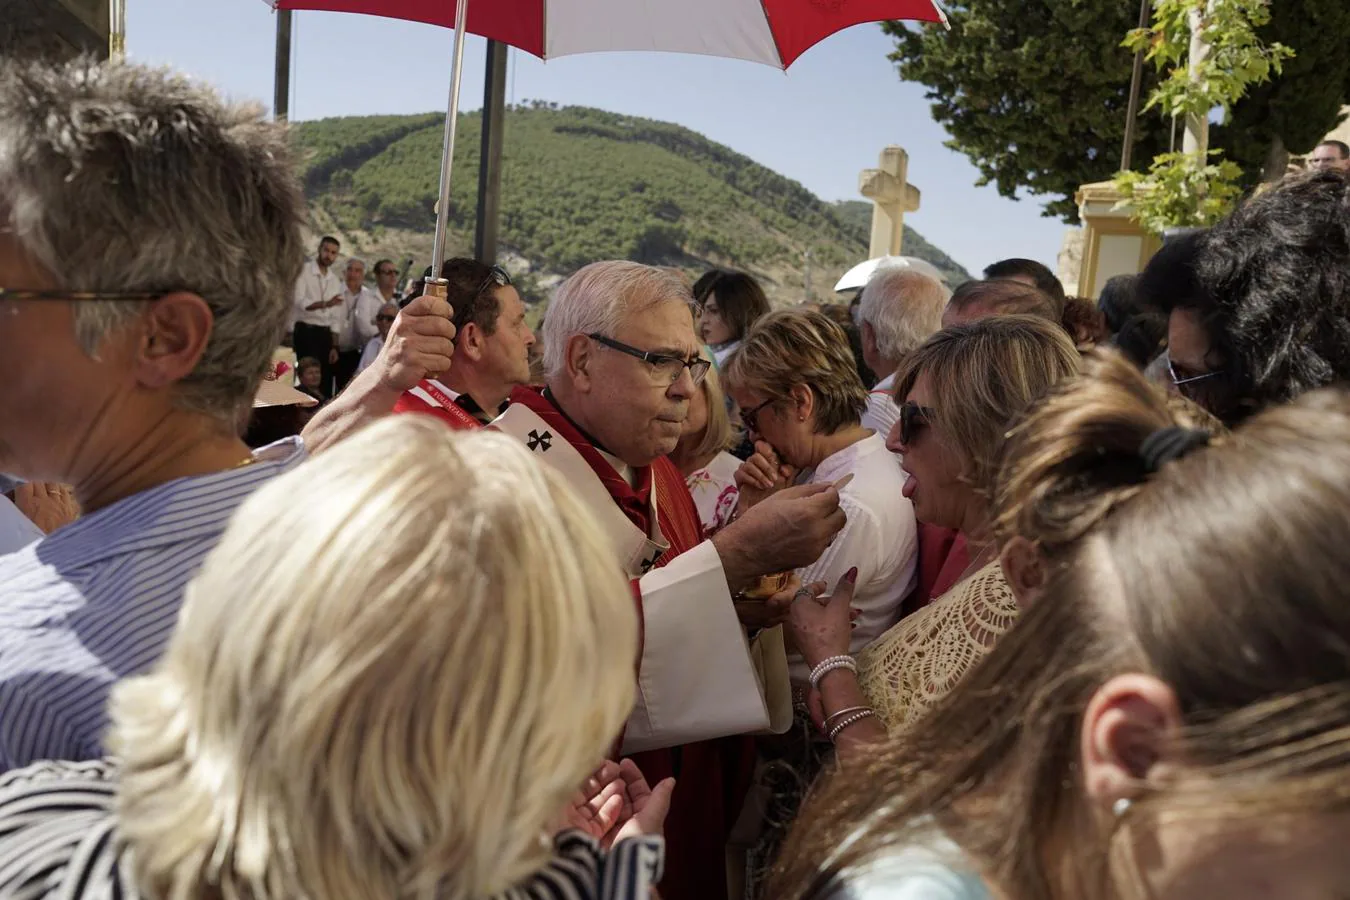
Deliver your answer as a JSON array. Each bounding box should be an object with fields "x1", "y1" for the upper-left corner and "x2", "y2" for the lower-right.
[{"x1": 885, "y1": 0, "x2": 1350, "y2": 223}]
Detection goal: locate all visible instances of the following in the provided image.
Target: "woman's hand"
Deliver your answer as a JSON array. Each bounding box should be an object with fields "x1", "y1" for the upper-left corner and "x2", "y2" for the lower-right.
[
  {"x1": 554, "y1": 760, "x2": 627, "y2": 841},
  {"x1": 610, "y1": 759, "x2": 676, "y2": 846},
  {"x1": 787, "y1": 568, "x2": 859, "y2": 668},
  {"x1": 733, "y1": 441, "x2": 797, "y2": 510},
  {"x1": 13, "y1": 482, "x2": 79, "y2": 534}
]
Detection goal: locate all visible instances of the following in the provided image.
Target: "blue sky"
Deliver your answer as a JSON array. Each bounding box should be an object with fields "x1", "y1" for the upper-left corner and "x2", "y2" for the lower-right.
[{"x1": 125, "y1": 0, "x2": 1073, "y2": 277}]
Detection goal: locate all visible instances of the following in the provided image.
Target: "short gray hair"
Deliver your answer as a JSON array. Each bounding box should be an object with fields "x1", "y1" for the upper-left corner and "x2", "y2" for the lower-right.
[
  {"x1": 0, "y1": 57, "x2": 307, "y2": 423},
  {"x1": 859, "y1": 268, "x2": 949, "y2": 363},
  {"x1": 345, "y1": 257, "x2": 366, "y2": 272},
  {"x1": 542, "y1": 261, "x2": 692, "y2": 379}
]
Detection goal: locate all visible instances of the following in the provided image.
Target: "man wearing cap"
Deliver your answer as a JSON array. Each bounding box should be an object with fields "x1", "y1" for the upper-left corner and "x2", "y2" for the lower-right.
[{"x1": 0, "y1": 58, "x2": 453, "y2": 771}]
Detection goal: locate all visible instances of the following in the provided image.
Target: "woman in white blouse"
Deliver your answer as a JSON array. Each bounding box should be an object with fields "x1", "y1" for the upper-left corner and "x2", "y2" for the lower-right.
[{"x1": 723, "y1": 308, "x2": 917, "y2": 683}]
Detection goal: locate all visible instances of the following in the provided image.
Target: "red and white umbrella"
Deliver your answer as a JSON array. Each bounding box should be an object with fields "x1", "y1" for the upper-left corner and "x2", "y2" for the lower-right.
[{"x1": 264, "y1": 0, "x2": 948, "y2": 275}]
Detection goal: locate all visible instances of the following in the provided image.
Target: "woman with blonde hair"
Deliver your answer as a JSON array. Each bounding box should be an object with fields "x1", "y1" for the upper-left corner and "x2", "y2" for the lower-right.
[
  {"x1": 0, "y1": 416, "x2": 672, "y2": 900},
  {"x1": 671, "y1": 350, "x2": 743, "y2": 536},
  {"x1": 786, "y1": 316, "x2": 1080, "y2": 754},
  {"x1": 724, "y1": 308, "x2": 917, "y2": 674},
  {"x1": 773, "y1": 351, "x2": 1350, "y2": 899}
]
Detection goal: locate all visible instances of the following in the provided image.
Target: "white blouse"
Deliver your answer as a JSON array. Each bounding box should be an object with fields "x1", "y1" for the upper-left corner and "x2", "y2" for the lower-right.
[{"x1": 791, "y1": 432, "x2": 917, "y2": 682}]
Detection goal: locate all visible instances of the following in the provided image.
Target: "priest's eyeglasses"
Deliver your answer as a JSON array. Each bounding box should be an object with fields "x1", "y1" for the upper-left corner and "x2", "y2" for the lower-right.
[{"x1": 588, "y1": 333, "x2": 711, "y2": 386}]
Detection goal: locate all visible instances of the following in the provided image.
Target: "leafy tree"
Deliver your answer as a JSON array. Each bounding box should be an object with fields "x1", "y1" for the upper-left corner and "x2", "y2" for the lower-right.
[{"x1": 884, "y1": 0, "x2": 1350, "y2": 223}]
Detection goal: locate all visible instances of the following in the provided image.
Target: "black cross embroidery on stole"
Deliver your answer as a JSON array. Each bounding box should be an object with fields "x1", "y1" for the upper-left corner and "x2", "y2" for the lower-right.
[{"x1": 527, "y1": 429, "x2": 553, "y2": 452}]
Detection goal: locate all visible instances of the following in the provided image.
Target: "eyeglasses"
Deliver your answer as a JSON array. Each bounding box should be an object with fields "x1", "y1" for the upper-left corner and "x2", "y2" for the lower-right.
[
  {"x1": 0, "y1": 287, "x2": 163, "y2": 302},
  {"x1": 1165, "y1": 351, "x2": 1224, "y2": 397},
  {"x1": 899, "y1": 402, "x2": 936, "y2": 445},
  {"x1": 741, "y1": 397, "x2": 776, "y2": 432},
  {"x1": 475, "y1": 264, "x2": 512, "y2": 299},
  {"x1": 375, "y1": 267, "x2": 397, "y2": 277},
  {"x1": 375, "y1": 314, "x2": 396, "y2": 323},
  {"x1": 588, "y1": 333, "x2": 711, "y2": 386}
]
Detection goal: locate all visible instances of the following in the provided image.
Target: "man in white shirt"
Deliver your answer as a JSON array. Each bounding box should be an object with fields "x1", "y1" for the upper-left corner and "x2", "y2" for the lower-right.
[
  {"x1": 290, "y1": 235, "x2": 344, "y2": 397},
  {"x1": 857, "y1": 267, "x2": 948, "y2": 443},
  {"x1": 336, "y1": 257, "x2": 383, "y2": 392},
  {"x1": 357, "y1": 302, "x2": 399, "y2": 375}
]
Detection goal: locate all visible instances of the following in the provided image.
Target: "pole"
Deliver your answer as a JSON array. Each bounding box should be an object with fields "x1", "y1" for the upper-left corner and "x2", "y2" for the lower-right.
[
  {"x1": 108, "y1": 0, "x2": 126, "y2": 59},
  {"x1": 474, "y1": 40, "x2": 509, "y2": 264},
  {"x1": 273, "y1": 9, "x2": 293, "y2": 122},
  {"x1": 429, "y1": 0, "x2": 471, "y2": 278},
  {"x1": 1181, "y1": 0, "x2": 1214, "y2": 158},
  {"x1": 1119, "y1": 0, "x2": 1151, "y2": 171}
]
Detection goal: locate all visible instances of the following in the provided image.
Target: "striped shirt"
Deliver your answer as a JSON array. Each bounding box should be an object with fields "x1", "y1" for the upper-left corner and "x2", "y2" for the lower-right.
[
  {"x1": 0, "y1": 759, "x2": 665, "y2": 900},
  {"x1": 0, "y1": 439, "x2": 305, "y2": 773}
]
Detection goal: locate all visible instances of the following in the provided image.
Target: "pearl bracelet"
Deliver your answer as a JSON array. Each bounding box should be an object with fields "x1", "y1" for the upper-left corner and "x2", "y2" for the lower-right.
[
  {"x1": 823, "y1": 705, "x2": 872, "y2": 728},
  {"x1": 809, "y1": 655, "x2": 856, "y2": 690},
  {"x1": 827, "y1": 708, "x2": 878, "y2": 743}
]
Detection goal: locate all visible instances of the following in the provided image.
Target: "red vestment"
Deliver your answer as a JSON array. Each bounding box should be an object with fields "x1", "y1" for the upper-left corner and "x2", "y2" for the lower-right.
[
  {"x1": 508, "y1": 386, "x2": 754, "y2": 900},
  {"x1": 393, "y1": 379, "x2": 485, "y2": 431}
]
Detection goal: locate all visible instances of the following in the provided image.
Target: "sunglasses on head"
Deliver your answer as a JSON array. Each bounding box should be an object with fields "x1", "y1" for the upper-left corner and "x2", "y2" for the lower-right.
[
  {"x1": 899, "y1": 402, "x2": 935, "y2": 445},
  {"x1": 476, "y1": 264, "x2": 512, "y2": 298}
]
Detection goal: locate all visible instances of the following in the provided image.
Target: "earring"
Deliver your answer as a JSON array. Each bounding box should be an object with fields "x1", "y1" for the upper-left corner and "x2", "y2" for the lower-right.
[{"x1": 1112, "y1": 798, "x2": 1132, "y2": 817}]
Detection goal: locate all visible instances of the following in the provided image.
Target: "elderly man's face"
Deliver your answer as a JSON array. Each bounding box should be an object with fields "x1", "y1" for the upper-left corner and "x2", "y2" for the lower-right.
[
  {"x1": 572, "y1": 299, "x2": 700, "y2": 467},
  {"x1": 0, "y1": 230, "x2": 140, "y2": 481},
  {"x1": 345, "y1": 260, "x2": 365, "y2": 292}
]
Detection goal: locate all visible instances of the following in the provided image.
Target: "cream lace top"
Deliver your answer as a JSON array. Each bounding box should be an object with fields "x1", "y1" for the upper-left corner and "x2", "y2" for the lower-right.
[{"x1": 856, "y1": 562, "x2": 1018, "y2": 735}]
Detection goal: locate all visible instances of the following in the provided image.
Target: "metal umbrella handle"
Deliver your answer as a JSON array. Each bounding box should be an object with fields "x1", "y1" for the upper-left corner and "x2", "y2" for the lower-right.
[{"x1": 426, "y1": 0, "x2": 471, "y2": 298}]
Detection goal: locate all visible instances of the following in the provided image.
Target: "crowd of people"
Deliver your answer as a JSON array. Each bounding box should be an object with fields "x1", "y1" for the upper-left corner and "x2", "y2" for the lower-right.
[{"x1": 2, "y1": 55, "x2": 1350, "y2": 900}]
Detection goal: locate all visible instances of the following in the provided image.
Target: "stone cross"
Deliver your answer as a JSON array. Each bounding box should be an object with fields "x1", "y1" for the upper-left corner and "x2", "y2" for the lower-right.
[{"x1": 859, "y1": 146, "x2": 921, "y2": 259}]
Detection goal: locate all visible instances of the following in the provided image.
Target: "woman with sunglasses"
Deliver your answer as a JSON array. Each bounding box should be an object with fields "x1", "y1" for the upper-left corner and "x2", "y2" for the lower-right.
[{"x1": 785, "y1": 315, "x2": 1080, "y2": 758}]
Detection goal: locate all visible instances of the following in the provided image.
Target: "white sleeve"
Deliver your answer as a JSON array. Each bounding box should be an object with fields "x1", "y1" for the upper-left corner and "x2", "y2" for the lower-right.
[
  {"x1": 621, "y1": 540, "x2": 768, "y2": 754},
  {"x1": 354, "y1": 291, "x2": 382, "y2": 345},
  {"x1": 288, "y1": 273, "x2": 307, "y2": 331}
]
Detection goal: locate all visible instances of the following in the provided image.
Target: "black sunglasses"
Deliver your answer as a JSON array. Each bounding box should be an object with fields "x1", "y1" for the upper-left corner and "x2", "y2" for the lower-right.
[
  {"x1": 375, "y1": 313, "x2": 396, "y2": 323},
  {"x1": 899, "y1": 402, "x2": 936, "y2": 445}
]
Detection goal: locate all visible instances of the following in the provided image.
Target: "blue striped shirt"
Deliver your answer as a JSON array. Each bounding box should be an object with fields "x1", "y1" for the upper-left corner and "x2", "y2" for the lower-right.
[{"x1": 0, "y1": 439, "x2": 305, "y2": 773}]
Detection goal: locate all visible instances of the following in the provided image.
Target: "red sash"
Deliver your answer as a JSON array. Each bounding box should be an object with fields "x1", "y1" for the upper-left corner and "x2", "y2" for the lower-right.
[
  {"x1": 507, "y1": 386, "x2": 750, "y2": 900},
  {"x1": 393, "y1": 379, "x2": 484, "y2": 431}
]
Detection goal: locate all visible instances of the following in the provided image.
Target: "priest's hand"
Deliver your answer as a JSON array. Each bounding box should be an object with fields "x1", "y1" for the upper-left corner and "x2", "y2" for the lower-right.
[
  {"x1": 712, "y1": 481, "x2": 846, "y2": 593},
  {"x1": 734, "y1": 441, "x2": 797, "y2": 510},
  {"x1": 376, "y1": 291, "x2": 457, "y2": 391}
]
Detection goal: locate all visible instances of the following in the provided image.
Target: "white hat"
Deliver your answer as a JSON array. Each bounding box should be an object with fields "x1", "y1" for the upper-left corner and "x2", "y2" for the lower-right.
[
  {"x1": 253, "y1": 347, "x2": 318, "y2": 409},
  {"x1": 834, "y1": 255, "x2": 948, "y2": 294}
]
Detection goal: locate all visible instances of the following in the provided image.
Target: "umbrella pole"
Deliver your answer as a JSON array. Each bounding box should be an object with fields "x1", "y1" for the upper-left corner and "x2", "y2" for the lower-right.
[{"x1": 428, "y1": 0, "x2": 471, "y2": 285}]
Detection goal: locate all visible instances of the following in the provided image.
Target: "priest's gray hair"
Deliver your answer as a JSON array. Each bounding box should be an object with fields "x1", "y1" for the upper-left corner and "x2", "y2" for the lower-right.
[
  {"x1": 0, "y1": 56, "x2": 307, "y2": 424},
  {"x1": 109, "y1": 417, "x2": 638, "y2": 900},
  {"x1": 543, "y1": 260, "x2": 693, "y2": 378},
  {"x1": 859, "y1": 268, "x2": 950, "y2": 364}
]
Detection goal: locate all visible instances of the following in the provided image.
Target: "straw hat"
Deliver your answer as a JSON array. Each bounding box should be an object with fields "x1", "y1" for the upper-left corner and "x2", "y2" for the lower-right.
[{"x1": 253, "y1": 347, "x2": 318, "y2": 409}]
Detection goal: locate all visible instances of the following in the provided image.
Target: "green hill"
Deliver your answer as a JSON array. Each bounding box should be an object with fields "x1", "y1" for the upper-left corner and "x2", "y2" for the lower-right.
[{"x1": 291, "y1": 105, "x2": 972, "y2": 305}]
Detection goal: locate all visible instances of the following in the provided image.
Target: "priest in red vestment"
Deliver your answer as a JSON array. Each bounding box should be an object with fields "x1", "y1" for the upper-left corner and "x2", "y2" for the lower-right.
[
  {"x1": 487, "y1": 261, "x2": 847, "y2": 900},
  {"x1": 393, "y1": 258, "x2": 535, "y2": 430}
]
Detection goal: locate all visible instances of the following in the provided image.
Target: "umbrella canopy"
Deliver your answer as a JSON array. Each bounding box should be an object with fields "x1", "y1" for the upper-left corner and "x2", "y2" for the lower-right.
[{"x1": 267, "y1": 0, "x2": 946, "y2": 69}]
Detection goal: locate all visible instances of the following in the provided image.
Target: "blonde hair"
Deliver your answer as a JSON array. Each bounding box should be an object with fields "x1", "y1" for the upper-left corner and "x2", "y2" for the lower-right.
[
  {"x1": 109, "y1": 416, "x2": 637, "y2": 900},
  {"x1": 723, "y1": 308, "x2": 867, "y2": 434},
  {"x1": 774, "y1": 353, "x2": 1350, "y2": 900},
  {"x1": 892, "y1": 315, "x2": 1082, "y2": 498},
  {"x1": 681, "y1": 349, "x2": 739, "y2": 462}
]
